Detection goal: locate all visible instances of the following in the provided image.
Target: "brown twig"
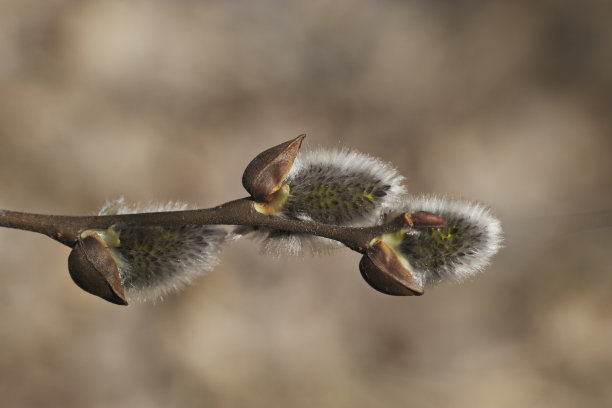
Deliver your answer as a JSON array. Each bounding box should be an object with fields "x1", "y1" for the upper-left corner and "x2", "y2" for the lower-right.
[{"x1": 0, "y1": 198, "x2": 415, "y2": 254}]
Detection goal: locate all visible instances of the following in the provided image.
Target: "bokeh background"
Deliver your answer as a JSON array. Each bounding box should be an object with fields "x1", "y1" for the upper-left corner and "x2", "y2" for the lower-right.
[{"x1": 1, "y1": 1, "x2": 611, "y2": 407}]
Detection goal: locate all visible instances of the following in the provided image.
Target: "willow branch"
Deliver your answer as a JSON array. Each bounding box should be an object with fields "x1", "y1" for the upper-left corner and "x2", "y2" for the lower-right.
[{"x1": 0, "y1": 198, "x2": 411, "y2": 254}]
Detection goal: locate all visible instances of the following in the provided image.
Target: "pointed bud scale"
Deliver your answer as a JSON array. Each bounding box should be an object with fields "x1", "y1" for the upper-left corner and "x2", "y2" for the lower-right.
[
  {"x1": 359, "y1": 240, "x2": 424, "y2": 296},
  {"x1": 242, "y1": 134, "x2": 305, "y2": 203},
  {"x1": 387, "y1": 211, "x2": 447, "y2": 229},
  {"x1": 68, "y1": 234, "x2": 128, "y2": 305},
  {"x1": 407, "y1": 211, "x2": 447, "y2": 228}
]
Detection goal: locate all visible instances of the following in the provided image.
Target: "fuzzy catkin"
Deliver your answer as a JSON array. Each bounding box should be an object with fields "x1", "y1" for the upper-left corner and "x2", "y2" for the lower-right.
[
  {"x1": 389, "y1": 196, "x2": 503, "y2": 287},
  {"x1": 242, "y1": 148, "x2": 406, "y2": 255},
  {"x1": 283, "y1": 149, "x2": 405, "y2": 224},
  {"x1": 99, "y1": 198, "x2": 226, "y2": 302}
]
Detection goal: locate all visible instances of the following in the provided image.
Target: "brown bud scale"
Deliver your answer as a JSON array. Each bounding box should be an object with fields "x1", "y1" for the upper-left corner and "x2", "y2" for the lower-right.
[
  {"x1": 359, "y1": 240, "x2": 424, "y2": 296},
  {"x1": 242, "y1": 134, "x2": 305, "y2": 202},
  {"x1": 68, "y1": 235, "x2": 127, "y2": 305}
]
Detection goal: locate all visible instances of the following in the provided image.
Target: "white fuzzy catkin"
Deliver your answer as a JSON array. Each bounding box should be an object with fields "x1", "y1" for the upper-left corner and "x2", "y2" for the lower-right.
[
  {"x1": 388, "y1": 195, "x2": 503, "y2": 288},
  {"x1": 99, "y1": 198, "x2": 226, "y2": 302},
  {"x1": 242, "y1": 148, "x2": 406, "y2": 255},
  {"x1": 286, "y1": 148, "x2": 406, "y2": 223}
]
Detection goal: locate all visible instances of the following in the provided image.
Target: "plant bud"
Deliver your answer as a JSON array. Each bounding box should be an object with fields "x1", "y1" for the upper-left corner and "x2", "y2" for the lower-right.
[
  {"x1": 239, "y1": 147, "x2": 406, "y2": 255},
  {"x1": 68, "y1": 234, "x2": 128, "y2": 305},
  {"x1": 377, "y1": 196, "x2": 502, "y2": 289},
  {"x1": 95, "y1": 198, "x2": 227, "y2": 302},
  {"x1": 284, "y1": 149, "x2": 405, "y2": 224},
  {"x1": 242, "y1": 134, "x2": 305, "y2": 203},
  {"x1": 359, "y1": 240, "x2": 423, "y2": 296}
]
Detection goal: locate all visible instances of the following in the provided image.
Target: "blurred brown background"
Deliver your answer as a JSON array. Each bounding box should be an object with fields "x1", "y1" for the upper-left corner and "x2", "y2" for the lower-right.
[{"x1": 1, "y1": 1, "x2": 611, "y2": 407}]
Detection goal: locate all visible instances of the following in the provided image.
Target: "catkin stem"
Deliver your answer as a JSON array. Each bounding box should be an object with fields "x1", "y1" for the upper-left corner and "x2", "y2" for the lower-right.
[{"x1": 0, "y1": 198, "x2": 408, "y2": 253}]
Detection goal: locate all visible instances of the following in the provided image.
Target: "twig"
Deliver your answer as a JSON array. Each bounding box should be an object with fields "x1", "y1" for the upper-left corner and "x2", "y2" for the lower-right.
[{"x1": 0, "y1": 198, "x2": 410, "y2": 254}]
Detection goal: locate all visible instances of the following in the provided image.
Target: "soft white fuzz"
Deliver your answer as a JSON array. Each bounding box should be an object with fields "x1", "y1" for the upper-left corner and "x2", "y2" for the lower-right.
[
  {"x1": 99, "y1": 198, "x2": 226, "y2": 302},
  {"x1": 390, "y1": 195, "x2": 503, "y2": 287},
  {"x1": 286, "y1": 148, "x2": 406, "y2": 223}
]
